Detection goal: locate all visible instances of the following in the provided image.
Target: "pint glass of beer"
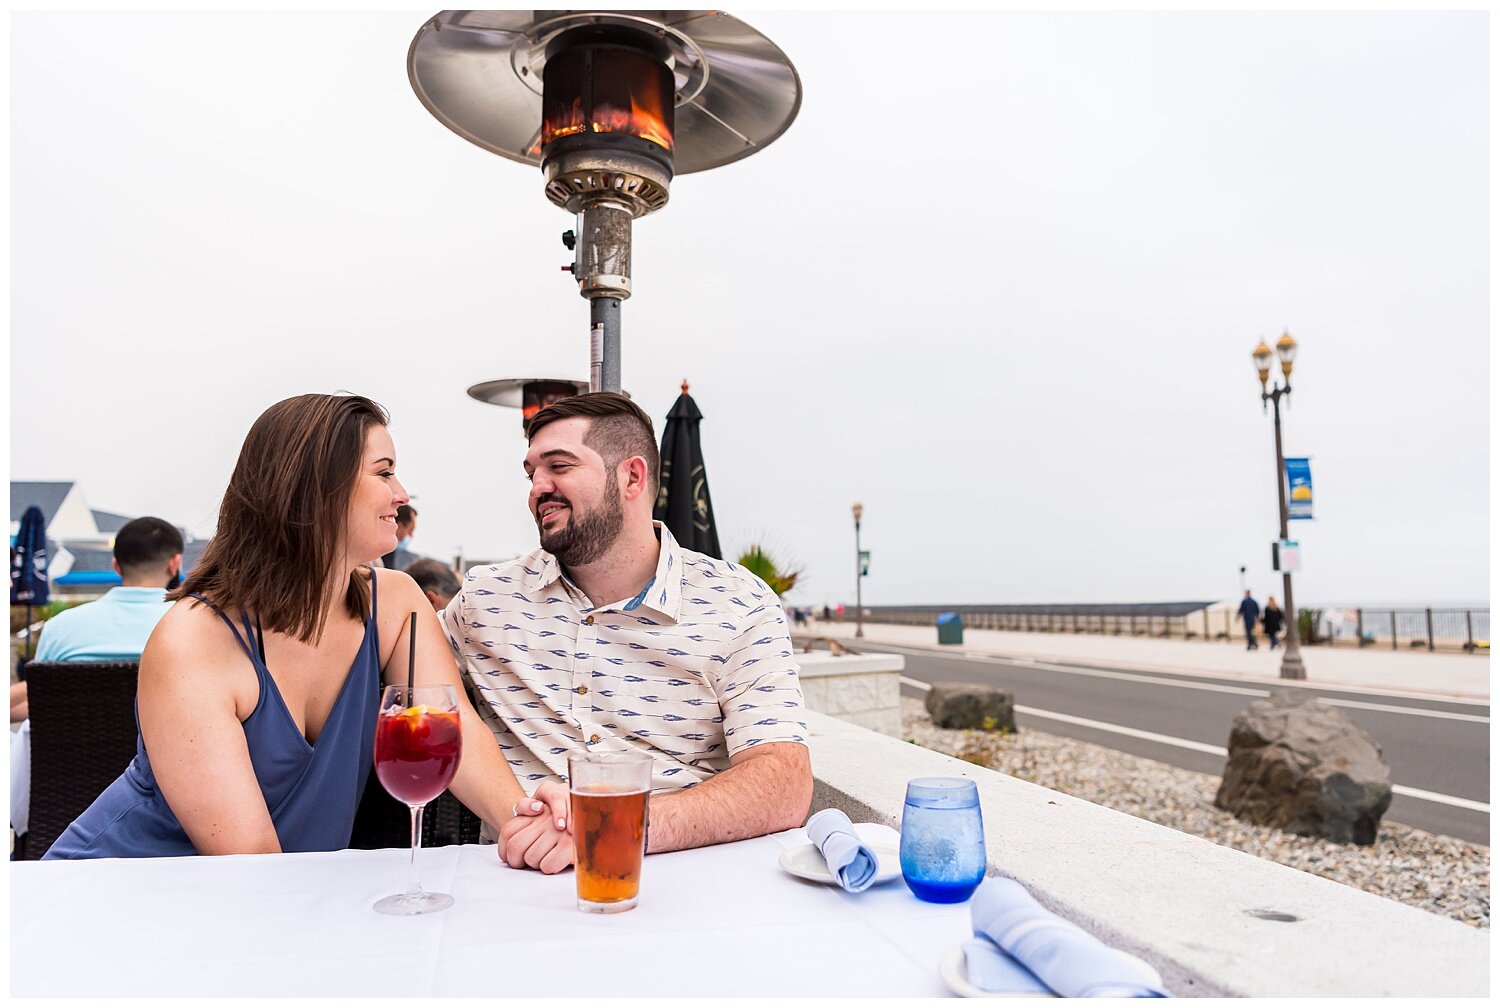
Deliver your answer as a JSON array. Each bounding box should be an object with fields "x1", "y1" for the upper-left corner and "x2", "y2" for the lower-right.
[{"x1": 568, "y1": 751, "x2": 652, "y2": 913}]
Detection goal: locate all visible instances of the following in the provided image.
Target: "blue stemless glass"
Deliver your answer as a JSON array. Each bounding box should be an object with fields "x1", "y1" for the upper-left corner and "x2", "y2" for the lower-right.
[{"x1": 899, "y1": 777, "x2": 987, "y2": 903}]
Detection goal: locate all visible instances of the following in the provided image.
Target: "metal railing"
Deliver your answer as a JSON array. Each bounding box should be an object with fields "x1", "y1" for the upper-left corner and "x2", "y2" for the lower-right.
[
  {"x1": 1334, "y1": 608, "x2": 1490, "y2": 653},
  {"x1": 838, "y1": 604, "x2": 1490, "y2": 653}
]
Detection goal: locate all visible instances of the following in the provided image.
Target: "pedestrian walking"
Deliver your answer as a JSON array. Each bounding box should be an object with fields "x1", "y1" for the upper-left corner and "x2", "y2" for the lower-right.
[
  {"x1": 1262, "y1": 596, "x2": 1285, "y2": 649},
  {"x1": 1238, "y1": 590, "x2": 1261, "y2": 650}
]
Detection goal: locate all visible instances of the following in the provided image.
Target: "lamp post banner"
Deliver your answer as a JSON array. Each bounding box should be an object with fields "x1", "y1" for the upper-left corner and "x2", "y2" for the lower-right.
[{"x1": 1284, "y1": 456, "x2": 1314, "y2": 520}]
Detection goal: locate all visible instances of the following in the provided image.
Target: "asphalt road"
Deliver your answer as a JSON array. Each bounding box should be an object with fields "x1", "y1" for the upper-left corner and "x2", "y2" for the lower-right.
[{"x1": 838, "y1": 640, "x2": 1490, "y2": 844}]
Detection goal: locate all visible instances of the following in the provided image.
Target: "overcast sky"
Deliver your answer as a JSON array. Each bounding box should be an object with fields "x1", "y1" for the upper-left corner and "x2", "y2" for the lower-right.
[{"x1": 10, "y1": 10, "x2": 1490, "y2": 609}]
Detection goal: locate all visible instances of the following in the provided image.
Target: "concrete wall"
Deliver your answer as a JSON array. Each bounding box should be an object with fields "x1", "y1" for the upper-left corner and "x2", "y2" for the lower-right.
[
  {"x1": 796, "y1": 649, "x2": 903, "y2": 737},
  {"x1": 804, "y1": 710, "x2": 1488, "y2": 998}
]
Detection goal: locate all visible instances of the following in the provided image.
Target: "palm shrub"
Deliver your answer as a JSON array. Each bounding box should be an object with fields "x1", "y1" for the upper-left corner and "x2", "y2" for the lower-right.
[
  {"x1": 1296, "y1": 608, "x2": 1324, "y2": 644},
  {"x1": 737, "y1": 545, "x2": 803, "y2": 597}
]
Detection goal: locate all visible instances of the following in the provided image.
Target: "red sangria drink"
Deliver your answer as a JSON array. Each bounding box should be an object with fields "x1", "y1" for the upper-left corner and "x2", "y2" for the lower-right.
[
  {"x1": 372, "y1": 684, "x2": 464, "y2": 916},
  {"x1": 375, "y1": 703, "x2": 462, "y2": 804}
]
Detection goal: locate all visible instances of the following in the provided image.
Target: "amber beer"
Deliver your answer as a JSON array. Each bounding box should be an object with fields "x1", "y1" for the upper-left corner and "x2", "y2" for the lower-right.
[
  {"x1": 568, "y1": 752, "x2": 652, "y2": 913},
  {"x1": 572, "y1": 788, "x2": 648, "y2": 905}
]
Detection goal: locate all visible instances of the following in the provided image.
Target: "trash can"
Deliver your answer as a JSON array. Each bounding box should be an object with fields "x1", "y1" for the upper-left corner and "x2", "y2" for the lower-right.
[{"x1": 936, "y1": 612, "x2": 964, "y2": 646}]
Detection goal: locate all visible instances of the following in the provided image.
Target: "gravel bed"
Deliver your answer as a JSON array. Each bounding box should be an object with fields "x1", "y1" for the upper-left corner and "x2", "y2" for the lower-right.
[{"x1": 901, "y1": 697, "x2": 1489, "y2": 929}]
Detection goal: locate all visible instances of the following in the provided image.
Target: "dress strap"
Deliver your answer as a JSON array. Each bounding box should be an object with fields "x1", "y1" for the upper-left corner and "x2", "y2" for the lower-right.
[
  {"x1": 188, "y1": 592, "x2": 258, "y2": 666},
  {"x1": 368, "y1": 566, "x2": 378, "y2": 622}
]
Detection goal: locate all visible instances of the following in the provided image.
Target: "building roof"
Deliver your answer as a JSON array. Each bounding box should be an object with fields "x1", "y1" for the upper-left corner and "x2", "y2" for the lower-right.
[
  {"x1": 65, "y1": 544, "x2": 116, "y2": 573},
  {"x1": 90, "y1": 509, "x2": 136, "y2": 535},
  {"x1": 61, "y1": 536, "x2": 207, "y2": 573},
  {"x1": 10, "y1": 481, "x2": 75, "y2": 527}
]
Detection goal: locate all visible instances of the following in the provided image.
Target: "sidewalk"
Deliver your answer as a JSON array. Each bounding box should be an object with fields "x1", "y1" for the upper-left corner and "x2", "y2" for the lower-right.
[{"x1": 803, "y1": 620, "x2": 1490, "y2": 703}]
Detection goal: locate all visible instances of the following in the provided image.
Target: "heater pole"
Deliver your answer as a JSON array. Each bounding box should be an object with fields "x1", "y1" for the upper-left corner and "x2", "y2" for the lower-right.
[
  {"x1": 590, "y1": 298, "x2": 622, "y2": 393},
  {"x1": 574, "y1": 199, "x2": 632, "y2": 394}
]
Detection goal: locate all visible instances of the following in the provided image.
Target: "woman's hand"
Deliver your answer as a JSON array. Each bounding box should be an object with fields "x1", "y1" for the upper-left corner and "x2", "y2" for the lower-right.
[
  {"x1": 511, "y1": 780, "x2": 570, "y2": 832},
  {"x1": 501, "y1": 781, "x2": 574, "y2": 873}
]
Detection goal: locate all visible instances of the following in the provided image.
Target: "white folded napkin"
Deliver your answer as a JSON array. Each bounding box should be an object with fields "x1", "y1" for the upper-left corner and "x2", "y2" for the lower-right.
[
  {"x1": 804, "y1": 808, "x2": 879, "y2": 893},
  {"x1": 968, "y1": 877, "x2": 1169, "y2": 997}
]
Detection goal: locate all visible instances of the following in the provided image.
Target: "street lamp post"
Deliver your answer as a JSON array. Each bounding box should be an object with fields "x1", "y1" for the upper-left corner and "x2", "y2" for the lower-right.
[
  {"x1": 852, "y1": 502, "x2": 865, "y2": 639},
  {"x1": 1252, "y1": 332, "x2": 1306, "y2": 680}
]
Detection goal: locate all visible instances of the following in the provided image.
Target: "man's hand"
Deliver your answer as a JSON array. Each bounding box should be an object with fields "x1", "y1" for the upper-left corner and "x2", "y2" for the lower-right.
[{"x1": 500, "y1": 779, "x2": 575, "y2": 874}]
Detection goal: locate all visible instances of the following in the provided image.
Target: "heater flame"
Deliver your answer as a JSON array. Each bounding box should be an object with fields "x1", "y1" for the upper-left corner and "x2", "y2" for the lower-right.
[{"x1": 542, "y1": 95, "x2": 673, "y2": 152}]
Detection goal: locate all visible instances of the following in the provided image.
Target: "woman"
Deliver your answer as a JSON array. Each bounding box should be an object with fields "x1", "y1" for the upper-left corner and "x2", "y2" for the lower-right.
[
  {"x1": 46, "y1": 393, "x2": 556, "y2": 858},
  {"x1": 1261, "y1": 596, "x2": 1285, "y2": 650}
]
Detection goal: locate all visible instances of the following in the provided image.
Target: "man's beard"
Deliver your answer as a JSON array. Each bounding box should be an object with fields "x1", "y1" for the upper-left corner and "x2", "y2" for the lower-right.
[{"x1": 537, "y1": 480, "x2": 623, "y2": 566}]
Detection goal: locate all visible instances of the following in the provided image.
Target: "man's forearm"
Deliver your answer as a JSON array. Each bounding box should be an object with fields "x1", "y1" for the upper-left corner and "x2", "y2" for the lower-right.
[{"x1": 646, "y1": 742, "x2": 812, "y2": 854}]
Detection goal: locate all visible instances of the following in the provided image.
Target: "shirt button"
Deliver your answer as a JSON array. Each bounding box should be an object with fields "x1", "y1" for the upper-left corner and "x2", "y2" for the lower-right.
[
  {"x1": 583, "y1": 615, "x2": 595, "y2": 625},
  {"x1": 589, "y1": 734, "x2": 600, "y2": 745},
  {"x1": 576, "y1": 686, "x2": 588, "y2": 695}
]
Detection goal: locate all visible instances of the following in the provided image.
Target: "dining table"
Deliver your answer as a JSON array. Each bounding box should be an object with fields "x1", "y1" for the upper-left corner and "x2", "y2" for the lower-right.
[{"x1": 11, "y1": 822, "x2": 975, "y2": 997}]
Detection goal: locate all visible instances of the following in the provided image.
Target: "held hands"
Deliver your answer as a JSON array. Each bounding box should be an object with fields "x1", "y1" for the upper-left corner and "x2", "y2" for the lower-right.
[{"x1": 500, "y1": 780, "x2": 575, "y2": 874}]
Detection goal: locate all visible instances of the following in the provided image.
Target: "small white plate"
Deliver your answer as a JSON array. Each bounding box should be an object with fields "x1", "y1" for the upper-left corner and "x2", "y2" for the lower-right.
[
  {"x1": 777, "y1": 841, "x2": 902, "y2": 886},
  {"x1": 940, "y1": 948, "x2": 1058, "y2": 999}
]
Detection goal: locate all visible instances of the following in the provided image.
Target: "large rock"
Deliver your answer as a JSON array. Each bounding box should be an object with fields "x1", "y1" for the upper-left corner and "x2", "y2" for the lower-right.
[
  {"x1": 925, "y1": 682, "x2": 1015, "y2": 732},
  {"x1": 1214, "y1": 691, "x2": 1392, "y2": 845}
]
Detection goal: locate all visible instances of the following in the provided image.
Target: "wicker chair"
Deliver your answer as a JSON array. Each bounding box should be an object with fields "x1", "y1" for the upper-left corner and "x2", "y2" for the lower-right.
[
  {"x1": 18, "y1": 660, "x2": 142, "y2": 860},
  {"x1": 348, "y1": 773, "x2": 482, "y2": 849},
  {"x1": 17, "y1": 658, "x2": 481, "y2": 856}
]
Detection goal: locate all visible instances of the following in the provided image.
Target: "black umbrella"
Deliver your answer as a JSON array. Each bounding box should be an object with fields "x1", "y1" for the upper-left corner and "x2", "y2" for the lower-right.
[
  {"x1": 11, "y1": 505, "x2": 50, "y2": 658},
  {"x1": 654, "y1": 381, "x2": 722, "y2": 560}
]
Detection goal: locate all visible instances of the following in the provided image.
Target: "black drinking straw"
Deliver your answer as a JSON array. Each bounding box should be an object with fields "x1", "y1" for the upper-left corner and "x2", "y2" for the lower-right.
[{"x1": 407, "y1": 610, "x2": 417, "y2": 698}]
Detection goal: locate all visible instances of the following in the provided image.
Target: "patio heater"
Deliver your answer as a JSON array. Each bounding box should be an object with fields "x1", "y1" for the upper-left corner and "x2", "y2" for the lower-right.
[
  {"x1": 467, "y1": 377, "x2": 591, "y2": 431},
  {"x1": 408, "y1": 10, "x2": 801, "y2": 392}
]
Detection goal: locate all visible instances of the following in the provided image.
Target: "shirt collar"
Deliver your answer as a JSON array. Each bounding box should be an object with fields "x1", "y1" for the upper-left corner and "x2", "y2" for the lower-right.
[
  {"x1": 637, "y1": 521, "x2": 684, "y2": 622},
  {"x1": 106, "y1": 586, "x2": 169, "y2": 602},
  {"x1": 522, "y1": 520, "x2": 684, "y2": 623}
]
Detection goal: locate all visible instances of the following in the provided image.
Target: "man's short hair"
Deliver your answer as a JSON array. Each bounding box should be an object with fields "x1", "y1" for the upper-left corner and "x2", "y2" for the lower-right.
[
  {"x1": 114, "y1": 517, "x2": 184, "y2": 575},
  {"x1": 396, "y1": 504, "x2": 417, "y2": 525},
  {"x1": 405, "y1": 558, "x2": 460, "y2": 601},
  {"x1": 525, "y1": 392, "x2": 659, "y2": 494}
]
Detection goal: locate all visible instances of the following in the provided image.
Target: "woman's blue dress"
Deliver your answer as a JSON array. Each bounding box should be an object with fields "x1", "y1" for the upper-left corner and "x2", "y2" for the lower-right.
[{"x1": 44, "y1": 581, "x2": 380, "y2": 859}]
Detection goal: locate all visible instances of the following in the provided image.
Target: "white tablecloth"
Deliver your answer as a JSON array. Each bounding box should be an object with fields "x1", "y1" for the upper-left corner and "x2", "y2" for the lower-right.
[{"x1": 11, "y1": 823, "x2": 970, "y2": 996}]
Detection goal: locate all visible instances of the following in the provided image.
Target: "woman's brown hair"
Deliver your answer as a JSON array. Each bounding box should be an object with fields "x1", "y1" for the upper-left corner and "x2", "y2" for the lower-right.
[{"x1": 172, "y1": 393, "x2": 390, "y2": 643}]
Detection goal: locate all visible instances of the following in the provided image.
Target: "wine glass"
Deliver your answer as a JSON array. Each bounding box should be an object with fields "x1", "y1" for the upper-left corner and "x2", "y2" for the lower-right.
[
  {"x1": 372, "y1": 684, "x2": 463, "y2": 915},
  {"x1": 899, "y1": 777, "x2": 987, "y2": 903}
]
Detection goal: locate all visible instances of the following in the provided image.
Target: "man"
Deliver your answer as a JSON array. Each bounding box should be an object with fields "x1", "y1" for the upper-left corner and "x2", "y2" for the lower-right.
[
  {"x1": 32, "y1": 516, "x2": 184, "y2": 666},
  {"x1": 12, "y1": 516, "x2": 183, "y2": 836},
  {"x1": 380, "y1": 503, "x2": 418, "y2": 571},
  {"x1": 1238, "y1": 590, "x2": 1261, "y2": 650},
  {"x1": 442, "y1": 392, "x2": 811, "y2": 873},
  {"x1": 405, "y1": 557, "x2": 461, "y2": 611}
]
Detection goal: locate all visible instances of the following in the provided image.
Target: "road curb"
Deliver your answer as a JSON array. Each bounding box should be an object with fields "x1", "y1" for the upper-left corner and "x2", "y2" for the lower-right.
[{"x1": 794, "y1": 633, "x2": 1490, "y2": 706}]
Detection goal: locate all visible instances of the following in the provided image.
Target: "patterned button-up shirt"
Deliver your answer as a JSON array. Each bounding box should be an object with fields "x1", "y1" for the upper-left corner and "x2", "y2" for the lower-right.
[{"x1": 442, "y1": 523, "x2": 808, "y2": 803}]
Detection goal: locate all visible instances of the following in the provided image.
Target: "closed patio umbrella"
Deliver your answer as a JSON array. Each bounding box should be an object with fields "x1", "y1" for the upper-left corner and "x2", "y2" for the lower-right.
[
  {"x1": 653, "y1": 381, "x2": 722, "y2": 560},
  {"x1": 11, "y1": 505, "x2": 50, "y2": 658}
]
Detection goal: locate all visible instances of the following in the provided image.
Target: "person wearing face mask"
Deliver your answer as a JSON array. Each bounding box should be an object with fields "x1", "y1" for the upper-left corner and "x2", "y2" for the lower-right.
[{"x1": 380, "y1": 504, "x2": 418, "y2": 571}]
